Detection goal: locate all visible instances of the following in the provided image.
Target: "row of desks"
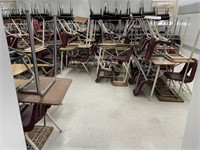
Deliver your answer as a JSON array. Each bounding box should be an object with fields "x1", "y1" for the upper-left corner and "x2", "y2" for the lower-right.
[
  {"x1": 15, "y1": 41, "x2": 192, "y2": 98},
  {"x1": 59, "y1": 42, "x2": 193, "y2": 97}
]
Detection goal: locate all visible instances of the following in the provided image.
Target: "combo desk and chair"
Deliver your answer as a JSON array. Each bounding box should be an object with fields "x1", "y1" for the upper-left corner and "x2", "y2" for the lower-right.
[
  {"x1": 16, "y1": 76, "x2": 72, "y2": 150},
  {"x1": 7, "y1": 13, "x2": 73, "y2": 150}
]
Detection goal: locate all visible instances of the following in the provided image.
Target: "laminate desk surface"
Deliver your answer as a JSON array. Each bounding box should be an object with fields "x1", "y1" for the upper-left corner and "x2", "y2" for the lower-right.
[
  {"x1": 74, "y1": 16, "x2": 88, "y2": 23},
  {"x1": 69, "y1": 42, "x2": 84, "y2": 46},
  {"x1": 12, "y1": 64, "x2": 52, "y2": 76},
  {"x1": 60, "y1": 45, "x2": 77, "y2": 51},
  {"x1": 24, "y1": 45, "x2": 47, "y2": 53},
  {"x1": 151, "y1": 56, "x2": 176, "y2": 65},
  {"x1": 78, "y1": 44, "x2": 92, "y2": 48},
  {"x1": 17, "y1": 78, "x2": 72, "y2": 105},
  {"x1": 12, "y1": 64, "x2": 33, "y2": 76},
  {"x1": 45, "y1": 40, "x2": 62, "y2": 46},
  {"x1": 98, "y1": 43, "x2": 116, "y2": 46},
  {"x1": 14, "y1": 79, "x2": 28, "y2": 88},
  {"x1": 168, "y1": 58, "x2": 194, "y2": 63}
]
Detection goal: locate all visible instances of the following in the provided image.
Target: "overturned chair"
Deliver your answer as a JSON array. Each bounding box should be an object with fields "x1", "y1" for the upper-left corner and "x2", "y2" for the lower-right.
[{"x1": 111, "y1": 45, "x2": 133, "y2": 86}]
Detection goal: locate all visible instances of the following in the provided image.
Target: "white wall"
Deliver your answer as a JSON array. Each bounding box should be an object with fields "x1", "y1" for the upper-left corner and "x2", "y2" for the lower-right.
[
  {"x1": 178, "y1": 13, "x2": 200, "y2": 49},
  {"x1": 16, "y1": 0, "x2": 152, "y2": 17},
  {"x1": 0, "y1": 12, "x2": 26, "y2": 150},
  {"x1": 179, "y1": 1, "x2": 200, "y2": 150},
  {"x1": 181, "y1": 54, "x2": 200, "y2": 150},
  {"x1": 179, "y1": 0, "x2": 200, "y2": 6}
]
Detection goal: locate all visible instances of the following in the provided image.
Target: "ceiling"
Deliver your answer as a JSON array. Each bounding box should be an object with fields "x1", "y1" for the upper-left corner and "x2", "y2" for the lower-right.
[{"x1": 178, "y1": 0, "x2": 200, "y2": 6}]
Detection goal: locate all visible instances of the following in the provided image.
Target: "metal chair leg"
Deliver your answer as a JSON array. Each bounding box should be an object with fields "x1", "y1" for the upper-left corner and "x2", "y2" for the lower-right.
[
  {"x1": 185, "y1": 83, "x2": 192, "y2": 94},
  {"x1": 82, "y1": 63, "x2": 90, "y2": 74},
  {"x1": 46, "y1": 112, "x2": 62, "y2": 133},
  {"x1": 25, "y1": 133, "x2": 39, "y2": 150}
]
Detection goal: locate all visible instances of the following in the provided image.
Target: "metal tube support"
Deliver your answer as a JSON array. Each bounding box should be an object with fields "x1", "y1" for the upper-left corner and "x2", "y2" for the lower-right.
[
  {"x1": 176, "y1": 63, "x2": 190, "y2": 98},
  {"x1": 172, "y1": 17, "x2": 178, "y2": 40},
  {"x1": 53, "y1": 15, "x2": 57, "y2": 76},
  {"x1": 190, "y1": 29, "x2": 200, "y2": 58},
  {"x1": 180, "y1": 17, "x2": 190, "y2": 50},
  {"x1": 25, "y1": 133, "x2": 39, "y2": 150},
  {"x1": 26, "y1": 11, "x2": 41, "y2": 94},
  {"x1": 178, "y1": 20, "x2": 183, "y2": 36},
  {"x1": 60, "y1": 51, "x2": 63, "y2": 75},
  {"x1": 151, "y1": 65, "x2": 160, "y2": 97},
  {"x1": 86, "y1": 18, "x2": 90, "y2": 45},
  {"x1": 42, "y1": 19, "x2": 45, "y2": 47},
  {"x1": 46, "y1": 112, "x2": 62, "y2": 133},
  {"x1": 177, "y1": 29, "x2": 200, "y2": 97}
]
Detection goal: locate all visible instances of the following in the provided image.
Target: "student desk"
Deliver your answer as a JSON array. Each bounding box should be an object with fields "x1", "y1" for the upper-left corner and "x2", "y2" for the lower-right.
[
  {"x1": 60, "y1": 45, "x2": 78, "y2": 74},
  {"x1": 150, "y1": 56, "x2": 175, "y2": 97},
  {"x1": 12, "y1": 64, "x2": 33, "y2": 76},
  {"x1": 23, "y1": 44, "x2": 47, "y2": 53},
  {"x1": 150, "y1": 56, "x2": 194, "y2": 97},
  {"x1": 14, "y1": 79, "x2": 28, "y2": 88},
  {"x1": 17, "y1": 78, "x2": 72, "y2": 105},
  {"x1": 17, "y1": 78, "x2": 72, "y2": 133},
  {"x1": 12, "y1": 63, "x2": 52, "y2": 76},
  {"x1": 59, "y1": 44, "x2": 92, "y2": 74},
  {"x1": 96, "y1": 43, "x2": 130, "y2": 82}
]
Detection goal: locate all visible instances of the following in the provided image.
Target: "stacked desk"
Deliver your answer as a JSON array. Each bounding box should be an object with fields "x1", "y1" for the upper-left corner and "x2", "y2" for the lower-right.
[{"x1": 95, "y1": 42, "x2": 131, "y2": 82}]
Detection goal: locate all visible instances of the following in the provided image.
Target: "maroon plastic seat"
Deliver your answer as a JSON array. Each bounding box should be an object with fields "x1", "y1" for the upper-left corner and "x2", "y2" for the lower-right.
[
  {"x1": 59, "y1": 32, "x2": 68, "y2": 47},
  {"x1": 6, "y1": 35, "x2": 19, "y2": 49},
  {"x1": 20, "y1": 104, "x2": 48, "y2": 132},
  {"x1": 164, "y1": 58, "x2": 198, "y2": 83},
  {"x1": 134, "y1": 34, "x2": 151, "y2": 55}
]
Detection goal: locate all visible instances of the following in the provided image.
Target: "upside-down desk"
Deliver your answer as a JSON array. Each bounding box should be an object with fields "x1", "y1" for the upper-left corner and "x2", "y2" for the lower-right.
[{"x1": 17, "y1": 78, "x2": 72, "y2": 105}]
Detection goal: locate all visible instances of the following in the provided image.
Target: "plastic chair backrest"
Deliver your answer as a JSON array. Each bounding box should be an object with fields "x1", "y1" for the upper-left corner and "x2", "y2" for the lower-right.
[
  {"x1": 144, "y1": 38, "x2": 157, "y2": 61},
  {"x1": 59, "y1": 32, "x2": 68, "y2": 47},
  {"x1": 33, "y1": 19, "x2": 41, "y2": 32},
  {"x1": 21, "y1": 104, "x2": 48, "y2": 132},
  {"x1": 126, "y1": 45, "x2": 134, "y2": 61},
  {"x1": 180, "y1": 58, "x2": 198, "y2": 83},
  {"x1": 137, "y1": 35, "x2": 151, "y2": 55}
]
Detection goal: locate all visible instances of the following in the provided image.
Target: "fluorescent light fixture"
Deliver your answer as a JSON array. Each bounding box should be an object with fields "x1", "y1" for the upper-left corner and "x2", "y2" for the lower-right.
[{"x1": 144, "y1": 15, "x2": 161, "y2": 20}]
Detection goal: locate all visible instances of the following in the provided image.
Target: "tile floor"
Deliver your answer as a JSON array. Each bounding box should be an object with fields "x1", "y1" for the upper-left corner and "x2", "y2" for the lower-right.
[{"x1": 43, "y1": 67, "x2": 191, "y2": 150}]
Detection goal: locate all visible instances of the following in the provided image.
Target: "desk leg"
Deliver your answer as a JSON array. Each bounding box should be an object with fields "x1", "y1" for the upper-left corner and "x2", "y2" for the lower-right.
[
  {"x1": 96, "y1": 47, "x2": 102, "y2": 75},
  {"x1": 46, "y1": 112, "x2": 62, "y2": 133},
  {"x1": 176, "y1": 63, "x2": 190, "y2": 97},
  {"x1": 60, "y1": 51, "x2": 63, "y2": 75},
  {"x1": 151, "y1": 65, "x2": 160, "y2": 97}
]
